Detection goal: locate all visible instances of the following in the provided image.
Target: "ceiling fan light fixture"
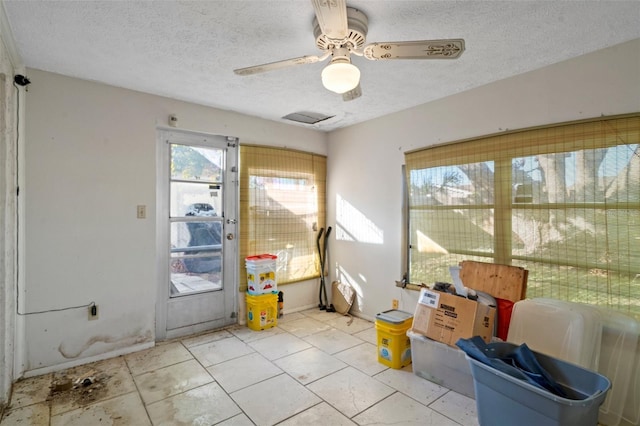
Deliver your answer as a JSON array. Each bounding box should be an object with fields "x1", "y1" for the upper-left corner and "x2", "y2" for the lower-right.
[{"x1": 321, "y1": 59, "x2": 360, "y2": 94}]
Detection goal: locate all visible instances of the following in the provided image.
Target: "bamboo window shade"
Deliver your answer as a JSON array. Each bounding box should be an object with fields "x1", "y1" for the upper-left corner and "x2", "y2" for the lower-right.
[
  {"x1": 239, "y1": 145, "x2": 326, "y2": 292},
  {"x1": 404, "y1": 114, "x2": 640, "y2": 318}
]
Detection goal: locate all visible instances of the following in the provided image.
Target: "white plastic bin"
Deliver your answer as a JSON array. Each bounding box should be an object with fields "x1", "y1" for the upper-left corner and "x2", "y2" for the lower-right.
[
  {"x1": 622, "y1": 332, "x2": 640, "y2": 426},
  {"x1": 245, "y1": 254, "x2": 277, "y2": 295},
  {"x1": 507, "y1": 298, "x2": 602, "y2": 370},
  {"x1": 596, "y1": 308, "x2": 639, "y2": 426}
]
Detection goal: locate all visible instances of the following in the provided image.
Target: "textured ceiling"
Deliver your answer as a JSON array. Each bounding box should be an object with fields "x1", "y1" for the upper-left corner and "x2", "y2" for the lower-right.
[{"x1": 3, "y1": 1, "x2": 640, "y2": 132}]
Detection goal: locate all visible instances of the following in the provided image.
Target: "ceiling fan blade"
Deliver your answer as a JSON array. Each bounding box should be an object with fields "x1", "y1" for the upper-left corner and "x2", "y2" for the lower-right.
[
  {"x1": 234, "y1": 55, "x2": 324, "y2": 76},
  {"x1": 363, "y1": 39, "x2": 465, "y2": 60},
  {"x1": 311, "y1": 0, "x2": 348, "y2": 41},
  {"x1": 342, "y1": 84, "x2": 362, "y2": 102}
]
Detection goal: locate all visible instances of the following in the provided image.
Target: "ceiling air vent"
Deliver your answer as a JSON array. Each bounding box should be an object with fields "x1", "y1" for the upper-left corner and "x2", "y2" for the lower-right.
[{"x1": 282, "y1": 111, "x2": 334, "y2": 125}]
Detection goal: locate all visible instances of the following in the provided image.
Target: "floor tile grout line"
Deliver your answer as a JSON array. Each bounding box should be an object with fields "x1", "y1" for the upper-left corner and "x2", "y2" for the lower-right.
[
  {"x1": 203, "y1": 349, "x2": 280, "y2": 382},
  {"x1": 225, "y1": 325, "x2": 286, "y2": 344},
  {"x1": 428, "y1": 393, "x2": 469, "y2": 426},
  {"x1": 1, "y1": 372, "x2": 53, "y2": 413},
  {"x1": 226, "y1": 371, "x2": 292, "y2": 397},
  {"x1": 370, "y1": 370, "x2": 448, "y2": 407},
  {"x1": 297, "y1": 364, "x2": 352, "y2": 388},
  {"x1": 292, "y1": 313, "x2": 473, "y2": 424},
  {"x1": 182, "y1": 335, "x2": 318, "y2": 405},
  {"x1": 180, "y1": 330, "x2": 236, "y2": 350},
  {"x1": 184, "y1": 338, "x2": 258, "y2": 370},
  {"x1": 207, "y1": 342, "x2": 351, "y2": 391},
  {"x1": 7, "y1": 361, "x2": 149, "y2": 423},
  {"x1": 126, "y1": 343, "x2": 236, "y2": 423},
  {"x1": 347, "y1": 390, "x2": 401, "y2": 421},
  {"x1": 186, "y1": 326, "x2": 348, "y2": 398},
  {"x1": 348, "y1": 389, "x2": 467, "y2": 426},
  {"x1": 301, "y1": 369, "x2": 387, "y2": 423},
  {"x1": 49, "y1": 390, "x2": 143, "y2": 421},
  {"x1": 133, "y1": 340, "x2": 251, "y2": 424},
  {"x1": 130, "y1": 357, "x2": 202, "y2": 380},
  {"x1": 243, "y1": 327, "x2": 323, "y2": 362},
  {"x1": 270, "y1": 400, "x2": 325, "y2": 426},
  {"x1": 143, "y1": 380, "x2": 215, "y2": 408},
  {"x1": 367, "y1": 371, "x2": 465, "y2": 423},
  {"x1": 225, "y1": 371, "x2": 322, "y2": 426},
  {"x1": 213, "y1": 409, "x2": 257, "y2": 426},
  {"x1": 124, "y1": 342, "x2": 195, "y2": 377},
  {"x1": 123, "y1": 352, "x2": 164, "y2": 425},
  {"x1": 198, "y1": 328, "x2": 373, "y2": 422}
]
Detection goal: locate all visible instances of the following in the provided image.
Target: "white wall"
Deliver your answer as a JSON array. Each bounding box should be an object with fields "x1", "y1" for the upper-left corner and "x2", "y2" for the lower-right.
[
  {"x1": 327, "y1": 39, "x2": 640, "y2": 321},
  {"x1": 20, "y1": 70, "x2": 326, "y2": 375},
  {"x1": 0, "y1": 3, "x2": 22, "y2": 407},
  {"x1": 0, "y1": 42, "x2": 16, "y2": 414}
]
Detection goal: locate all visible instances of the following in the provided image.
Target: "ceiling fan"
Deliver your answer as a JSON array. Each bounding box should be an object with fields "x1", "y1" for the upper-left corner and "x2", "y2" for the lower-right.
[{"x1": 233, "y1": 0, "x2": 465, "y2": 101}]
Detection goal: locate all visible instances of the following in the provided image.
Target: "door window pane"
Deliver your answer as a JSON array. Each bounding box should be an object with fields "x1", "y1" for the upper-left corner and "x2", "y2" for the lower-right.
[
  {"x1": 170, "y1": 142, "x2": 225, "y2": 297},
  {"x1": 171, "y1": 144, "x2": 223, "y2": 181},
  {"x1": 170, "y1": 182, "x2": 223, "y2": 218}
]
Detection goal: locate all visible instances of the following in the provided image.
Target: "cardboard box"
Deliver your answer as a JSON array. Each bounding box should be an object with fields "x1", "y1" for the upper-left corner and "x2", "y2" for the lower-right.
[{"x1": 412, "y1": 288, "x2": 495, "y2": 347}]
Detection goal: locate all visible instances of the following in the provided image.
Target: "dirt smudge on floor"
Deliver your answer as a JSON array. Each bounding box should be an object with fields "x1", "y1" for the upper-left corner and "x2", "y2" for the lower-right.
[{"x1": 48, "y1": 367, "x2": 112, "y2": 407}]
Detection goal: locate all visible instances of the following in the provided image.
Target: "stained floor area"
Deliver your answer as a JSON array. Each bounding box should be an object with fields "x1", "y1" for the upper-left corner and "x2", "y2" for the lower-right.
[{"x1": 0, "y1": 309, "x2": 479, "y2": 425}]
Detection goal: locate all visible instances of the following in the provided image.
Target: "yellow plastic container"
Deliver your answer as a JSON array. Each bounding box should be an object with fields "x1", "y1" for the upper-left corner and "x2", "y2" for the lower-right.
[
  {"x1": 375, "y1": 309, "x2": 413, "y2": 369},
  {"x1": 246, "y1": 292, "x2": 278, "y2": 331}
]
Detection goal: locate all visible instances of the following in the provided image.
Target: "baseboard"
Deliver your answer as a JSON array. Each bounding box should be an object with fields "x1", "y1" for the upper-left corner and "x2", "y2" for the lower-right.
[
  {"x1": 21, "y1": 341, "x2": 155, "y2": 378},
  {"x1": 285, "y1": 304, "x2": 374, "y2": 323},
  {"x1": 285, "y1": 303, "x2": 318, "y2": 314}
]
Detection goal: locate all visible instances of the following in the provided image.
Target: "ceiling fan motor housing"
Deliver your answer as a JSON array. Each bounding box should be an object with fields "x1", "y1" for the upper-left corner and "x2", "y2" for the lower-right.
[{"x1": 314, "y1": 7, "x2": 368, "y2": 50}]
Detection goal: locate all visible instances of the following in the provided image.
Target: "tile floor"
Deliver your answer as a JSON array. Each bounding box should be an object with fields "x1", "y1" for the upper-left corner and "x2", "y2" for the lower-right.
[{"x1": 0, "y1": 309, "x2": 479, "y2": 426}]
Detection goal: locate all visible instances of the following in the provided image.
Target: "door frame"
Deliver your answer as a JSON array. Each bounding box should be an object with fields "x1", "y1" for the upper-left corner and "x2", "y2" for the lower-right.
[{"x1": 155, "y1": 128, "x2": 239, "y2": 341}]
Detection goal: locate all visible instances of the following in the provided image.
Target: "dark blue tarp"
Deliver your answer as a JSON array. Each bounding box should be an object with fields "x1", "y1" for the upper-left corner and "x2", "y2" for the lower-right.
[
  {"x1": 456, "y1": 336, "x2": 570, "y2": 398},
  {"x1": 184, "y1": 222, "x2": 222, "y2": 273}
]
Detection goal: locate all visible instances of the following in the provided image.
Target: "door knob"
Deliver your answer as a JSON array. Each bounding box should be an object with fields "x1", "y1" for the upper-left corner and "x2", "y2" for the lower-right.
[{"x1": 226, "y1": 233, "x2": 235, "y2": 240}]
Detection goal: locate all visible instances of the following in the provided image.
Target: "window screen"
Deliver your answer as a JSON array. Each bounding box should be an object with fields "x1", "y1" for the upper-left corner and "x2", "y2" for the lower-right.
[
  {"x1": 405, "y1": 115, "x2": 640, "y2": 317},
  {"x1": 239, "y1": 145, "x2": 326, "y2": 291}
]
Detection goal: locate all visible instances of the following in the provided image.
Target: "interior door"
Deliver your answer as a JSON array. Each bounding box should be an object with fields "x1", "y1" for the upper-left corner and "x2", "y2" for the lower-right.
[{"x1": 156, "y1": 129, "x2": 238, "y2": 340}]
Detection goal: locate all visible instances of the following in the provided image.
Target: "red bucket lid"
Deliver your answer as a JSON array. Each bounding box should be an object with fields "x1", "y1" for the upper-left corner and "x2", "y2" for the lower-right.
[{"x1": 245, "y1": 254, "x2": 278, "y2": 261}]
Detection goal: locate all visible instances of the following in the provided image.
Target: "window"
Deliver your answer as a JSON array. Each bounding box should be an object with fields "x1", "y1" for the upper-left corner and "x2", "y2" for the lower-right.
[
  {"x1": 405, "y1": 115, "x2": 640, "y2": 317},
  {"x1": 169, "y1": 143, "x2": 225, "y2": 296},
  {"x1": 239, "y1": 146, "x2": 326, "y2": 290}
]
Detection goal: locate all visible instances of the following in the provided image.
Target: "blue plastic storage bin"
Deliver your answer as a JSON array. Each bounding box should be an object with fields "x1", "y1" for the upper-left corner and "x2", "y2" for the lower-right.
[{"x1": 466, "y1": 342, "x2": 610, "y2": 426}]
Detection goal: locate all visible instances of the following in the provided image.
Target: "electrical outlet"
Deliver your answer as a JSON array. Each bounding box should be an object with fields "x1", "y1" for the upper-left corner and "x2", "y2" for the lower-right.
[
  {"x1": 392, "y1": 299, "x2": 399, "y2": 309},
  {"x1": 88, "y1": 304, "x2": 99, "y2": 320},
  {"x1": 136, "y1": 205, "x2": 146, "y2": 219}
]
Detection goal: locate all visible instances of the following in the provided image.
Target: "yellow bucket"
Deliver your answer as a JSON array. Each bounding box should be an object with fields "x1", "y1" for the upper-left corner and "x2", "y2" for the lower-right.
[
  {"x1": 375, "y1": 309, "x2": 413, "y2": 369},
  {"x1": 246, "y1": 292, "x2": 278, "y2": 331}
]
